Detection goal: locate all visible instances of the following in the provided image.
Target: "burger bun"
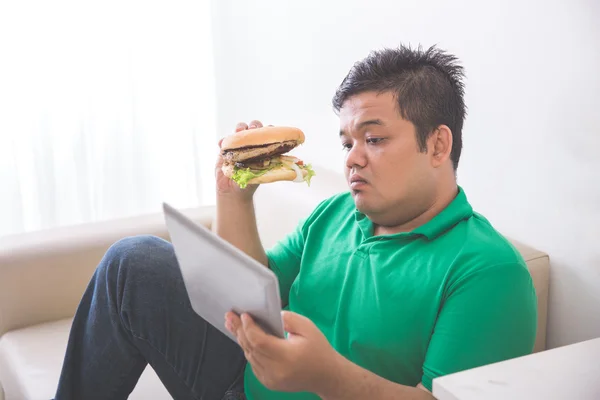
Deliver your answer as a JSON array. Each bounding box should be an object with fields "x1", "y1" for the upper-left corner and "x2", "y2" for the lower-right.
[{"x1": 221, "y1": 126, "x2": 305, "y2": 150}]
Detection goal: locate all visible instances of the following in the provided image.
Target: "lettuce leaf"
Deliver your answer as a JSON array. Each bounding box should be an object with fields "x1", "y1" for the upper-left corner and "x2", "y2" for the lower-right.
[
  {"x1": 231, "y1": 167, "x2": 269, "y2": 189},
  {"x1": 303, "y1": 164, "x2": 316, "y2": 186},
  {"x1": 231, "y1": 162, "x2": 317, "y2": 189}
]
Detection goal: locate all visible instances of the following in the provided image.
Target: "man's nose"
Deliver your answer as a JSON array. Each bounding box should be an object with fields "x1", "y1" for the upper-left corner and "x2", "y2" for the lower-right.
[{"x1": 345, "y1": 144, "x2": 367, "y2": 169}]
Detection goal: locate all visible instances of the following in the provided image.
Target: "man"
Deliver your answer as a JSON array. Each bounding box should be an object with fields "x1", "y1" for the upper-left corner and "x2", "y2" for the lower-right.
[{"x1": 54, "y1": 44, "x2": 537, "y2": 400}]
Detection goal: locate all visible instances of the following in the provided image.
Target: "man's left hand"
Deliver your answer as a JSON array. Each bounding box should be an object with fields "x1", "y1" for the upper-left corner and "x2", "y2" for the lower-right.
[{"x1": 225, "y1": 310, "x2": 341, "y2": 394}]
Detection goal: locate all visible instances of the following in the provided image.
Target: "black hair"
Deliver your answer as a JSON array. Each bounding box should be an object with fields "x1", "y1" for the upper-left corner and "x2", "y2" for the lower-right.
[{"x1": 332, "y1": 44, "x2": 467, "y2": 170}]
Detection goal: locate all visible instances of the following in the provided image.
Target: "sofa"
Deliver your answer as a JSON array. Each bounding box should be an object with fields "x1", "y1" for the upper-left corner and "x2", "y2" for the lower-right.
[{"x1": 0, "y1": 167, "x2": 550, "y2": 400}]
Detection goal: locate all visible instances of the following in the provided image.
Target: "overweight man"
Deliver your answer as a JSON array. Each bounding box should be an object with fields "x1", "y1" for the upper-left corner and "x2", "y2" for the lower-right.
[{"x1": 54, "y1": 44, "x2": 537, "y2": 400}]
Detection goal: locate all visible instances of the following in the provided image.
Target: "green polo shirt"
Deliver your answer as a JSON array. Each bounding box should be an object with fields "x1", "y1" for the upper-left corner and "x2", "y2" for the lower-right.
[{"x1": 244, "y1": 187, "x2": 537, "y2": 399}]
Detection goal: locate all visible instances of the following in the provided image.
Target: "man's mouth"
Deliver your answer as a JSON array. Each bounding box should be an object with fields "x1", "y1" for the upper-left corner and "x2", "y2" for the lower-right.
[{"x1": 349, "y1": 175, "x2": 368, "y2": 189}]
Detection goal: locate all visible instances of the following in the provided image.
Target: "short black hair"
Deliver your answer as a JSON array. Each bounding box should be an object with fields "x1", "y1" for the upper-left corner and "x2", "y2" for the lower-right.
[{"x1": 332, "y1": 44, "x2": 467, "y2": 170}]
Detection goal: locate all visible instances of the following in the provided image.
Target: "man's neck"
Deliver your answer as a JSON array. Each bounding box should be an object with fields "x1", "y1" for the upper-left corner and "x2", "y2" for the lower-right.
[{"x1": 373, "y1": 183, "x2": 459, "y2": 236}]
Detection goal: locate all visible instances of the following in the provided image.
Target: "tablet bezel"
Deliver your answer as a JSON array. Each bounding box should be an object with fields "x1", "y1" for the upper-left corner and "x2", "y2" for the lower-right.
[{"x1": 163, "y1": 202, "x2": 285, "y2": 341}]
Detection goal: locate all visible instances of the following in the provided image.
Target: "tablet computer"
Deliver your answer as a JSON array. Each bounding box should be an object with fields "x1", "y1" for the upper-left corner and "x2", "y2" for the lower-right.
[{"x1": 162, "y1": 202, "x2": 285, "y2": 342}]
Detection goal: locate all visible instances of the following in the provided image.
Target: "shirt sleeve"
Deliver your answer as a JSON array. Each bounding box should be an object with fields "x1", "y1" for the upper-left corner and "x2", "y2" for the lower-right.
[{"x1": 421, "y1": 262, "x2": 538, "y2": 391}]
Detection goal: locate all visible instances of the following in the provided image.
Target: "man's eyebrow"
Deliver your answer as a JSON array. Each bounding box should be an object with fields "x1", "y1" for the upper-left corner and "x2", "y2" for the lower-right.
[{"x1": 339, "y1": 119, "x2": 384, "y2": 136}]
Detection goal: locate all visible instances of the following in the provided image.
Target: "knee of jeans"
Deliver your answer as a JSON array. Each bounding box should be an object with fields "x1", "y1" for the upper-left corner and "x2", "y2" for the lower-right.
[{"x1": 101, "y1": 235, "x2": 176, "y2": 281}]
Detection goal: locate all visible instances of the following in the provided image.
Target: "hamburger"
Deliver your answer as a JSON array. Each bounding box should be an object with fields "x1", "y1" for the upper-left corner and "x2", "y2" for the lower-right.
[{"x1": 220, "y1": 126, "x2": 316, "y2": 189}]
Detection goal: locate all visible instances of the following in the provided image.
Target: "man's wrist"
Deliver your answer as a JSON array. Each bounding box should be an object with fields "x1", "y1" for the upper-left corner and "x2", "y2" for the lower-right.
[
  {"x1": 316, "y1": 355, "x2": 435, "y2": 400},
  {"x1": 315, "y1": 352, "x2": 355, "y2": 400},
  {"x1": 216, "y1": 193, "x2": 254, "y2": 207}
]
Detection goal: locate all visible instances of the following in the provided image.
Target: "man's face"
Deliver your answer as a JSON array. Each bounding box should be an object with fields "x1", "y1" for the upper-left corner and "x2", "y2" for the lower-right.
[{"x1": 339, "y1": 91, "x2": 435, "y2": 225}]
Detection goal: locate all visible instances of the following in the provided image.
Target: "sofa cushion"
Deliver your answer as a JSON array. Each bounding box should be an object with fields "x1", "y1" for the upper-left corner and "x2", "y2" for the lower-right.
[
  {"x1": 0, "y1": 318, "x2": 171, "y2": 400},
  {"x1": 0, "y1": 207, "x2": 215, "y2": 340}
]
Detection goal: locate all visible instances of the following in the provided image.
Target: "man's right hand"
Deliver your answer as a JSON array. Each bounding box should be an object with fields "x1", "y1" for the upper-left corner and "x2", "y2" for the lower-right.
[{"x1": 215, "y1": 120, "x2": 265, "y2": 202}]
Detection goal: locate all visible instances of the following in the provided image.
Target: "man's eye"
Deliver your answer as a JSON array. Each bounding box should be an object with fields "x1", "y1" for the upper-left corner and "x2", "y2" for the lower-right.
[
  {"x1": 341, "y1": 143, "x2": 352, "y2": 151},
  {"x1": 367, "y1": 138, "x2": 384, "y2": 144}
]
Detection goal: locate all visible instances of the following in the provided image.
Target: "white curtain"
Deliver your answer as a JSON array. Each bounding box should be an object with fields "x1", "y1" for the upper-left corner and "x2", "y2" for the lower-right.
[{"x1": 0, "y1": 0, "x2": 218, "y2": 237}]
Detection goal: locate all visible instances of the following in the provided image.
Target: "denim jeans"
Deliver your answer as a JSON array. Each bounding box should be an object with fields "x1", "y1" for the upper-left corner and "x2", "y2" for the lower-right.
[{"x1": 54, "y1": 235, "x2": 247, "y2": 400}]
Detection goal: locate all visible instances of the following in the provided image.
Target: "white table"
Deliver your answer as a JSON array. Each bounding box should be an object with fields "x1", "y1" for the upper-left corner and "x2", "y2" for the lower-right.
[{"x1": 432, "y1": 337, "x2": 600, "y2": 400}]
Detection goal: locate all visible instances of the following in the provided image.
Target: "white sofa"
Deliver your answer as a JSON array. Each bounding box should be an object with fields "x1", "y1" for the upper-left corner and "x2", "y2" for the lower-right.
[{"x1": 0, "y1": 168, "x2": 550, "y2": 400}]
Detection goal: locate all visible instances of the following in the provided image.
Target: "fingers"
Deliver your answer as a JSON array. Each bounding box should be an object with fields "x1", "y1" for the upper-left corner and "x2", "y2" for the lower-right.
[
  {"x1": 248, "y1": 120, "x2": 263, "y2": 129},
  {"x1": 226, "y1": 313, "x2": 267, "y2": 369},
  {"x1": 242, "y1": 314, "x2": 267, "y2": 348},
  {"x1": 281, "y1": 311, "x2": 310, "y2": 335},
  {"x1": 225, "y1": 311, "x2": 238, "y2": 331},
  {"x1": 242, "y1": 314, "x2": 285, "y2": 358},
  {"x1": 235, "y1": 122, "x2": 249, "y2": 132},
  {"x1": 226, "y1": 313, "x2": 252, "y2": 351},
  {"x1": 222, "y1": 120, "x2": 265, "y2": 149},
  {"x1": 234, "y1": 120, "x2": 264, "y2": 133},
  {"x1": 226, "y1": 313, "x2": 250, "y2": 350},
  {"x1": 225, "y1": 121, "x2": 262, "y2": 147},
  {"x1": 226, "y1": 313, "x2": 278, "y2": 355}
]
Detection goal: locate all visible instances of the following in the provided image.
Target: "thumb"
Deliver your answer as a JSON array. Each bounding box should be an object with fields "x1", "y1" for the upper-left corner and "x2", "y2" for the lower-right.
[{"x1": 282, "y1": 311, "x2": 311, "y2": 335}]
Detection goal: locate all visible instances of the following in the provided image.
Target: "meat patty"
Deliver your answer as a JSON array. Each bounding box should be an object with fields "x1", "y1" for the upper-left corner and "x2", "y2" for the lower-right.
[
  {"x1": 235, "y1": 158, "x2": 276, "y2": 170},
  {"x1": 222, "y1": 141, "x2": 298, "y2": 163}
]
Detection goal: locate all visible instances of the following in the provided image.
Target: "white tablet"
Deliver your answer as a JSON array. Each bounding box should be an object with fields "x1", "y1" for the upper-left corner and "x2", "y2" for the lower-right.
[{"x1": 162, "y1": 202, "x2": 285, "y2": 342}]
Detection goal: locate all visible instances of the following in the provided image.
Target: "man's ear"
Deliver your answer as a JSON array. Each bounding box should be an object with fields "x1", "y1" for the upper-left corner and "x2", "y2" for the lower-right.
[{"x1": 428, "y1": 125, "x2": 453, "y2": 168}]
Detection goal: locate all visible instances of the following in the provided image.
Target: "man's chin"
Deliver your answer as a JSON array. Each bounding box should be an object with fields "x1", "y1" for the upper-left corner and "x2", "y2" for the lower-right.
[{"x1": 351, "y1": 192, "x2": 372, "y2": 213}]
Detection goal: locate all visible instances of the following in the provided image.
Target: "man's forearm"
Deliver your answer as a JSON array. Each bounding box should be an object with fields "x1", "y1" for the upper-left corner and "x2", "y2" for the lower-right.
[
  {"x1": 214, "y1": 195, "x2": 269, "y2": 267},
  {"x1": 318, "y1": 354, "x2": 435, "y2": 400}
]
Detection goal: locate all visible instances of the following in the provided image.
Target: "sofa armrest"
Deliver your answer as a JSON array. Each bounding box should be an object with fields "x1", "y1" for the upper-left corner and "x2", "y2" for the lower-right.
[
  {"x1": 508, "y1": 238, "x2": 550, "y2": 353},
  {"x1": 0, "y1": 206, "x2": 215, "y2": 337}
]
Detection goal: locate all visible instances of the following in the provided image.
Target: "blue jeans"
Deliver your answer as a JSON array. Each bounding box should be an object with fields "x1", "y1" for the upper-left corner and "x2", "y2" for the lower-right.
[{"x1": 54, "y1": 235, "x2": 247, "y2": 400}]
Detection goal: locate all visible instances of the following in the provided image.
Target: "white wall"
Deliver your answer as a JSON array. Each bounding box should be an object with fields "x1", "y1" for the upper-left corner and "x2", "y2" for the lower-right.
[{"x1": 209, "y1": 0, "x2": 600, "y2": 349}]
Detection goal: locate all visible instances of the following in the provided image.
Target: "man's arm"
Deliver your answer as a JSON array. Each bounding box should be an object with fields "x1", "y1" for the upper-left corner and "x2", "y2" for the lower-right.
[
  {"x1": 323, "y1": 262, "x2": 536, "y2": 400},
  {"x1": 227, "y1": 311, "x2": 435, "y2": 400},
  {"x1": 214, "y1": 195, "x2": 268, "y2": 267},
  {"x1": 420, "y1": 262, "x2": 537, "y2": 390},
  {"x1": 212, "y1": 120, "x2": 269, "y2": 268},
  {"x1": 318, "y1": 356, "x2": 434, "y2": 400},
  {"x1": 213, "y1": 121, "x2": 311, "y2": 305}
]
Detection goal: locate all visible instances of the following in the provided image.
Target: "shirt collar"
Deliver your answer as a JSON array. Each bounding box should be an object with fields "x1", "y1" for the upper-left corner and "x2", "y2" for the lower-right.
[
  {"x1": 412, "y1": 186, "x2": 473, "y2": 240},
  {"x1": 354, "y1": 186, "x2": 473, "y2": 241}
]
